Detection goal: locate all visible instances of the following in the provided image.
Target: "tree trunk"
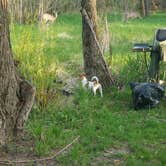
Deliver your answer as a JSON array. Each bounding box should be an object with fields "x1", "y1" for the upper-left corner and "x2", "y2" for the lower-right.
[
  {"x1": 0, "y1": 0, "x2": 36, "y2": 146},
  {"x1": 101, "y1": 16, "x2": 110, "y2": 54},
  {"x1": 160, "y1": 0, "x2": 166, "y2": 10},
  {"x1": 144, "y1": 0, "x2": 150, "y2": 16},
  {"x1": 123, "y1": 0, "x2": 129, "y2": 22},
  {"x1": 141, "y1": 0, "x2": 150, "y2": 16},
  {"x1": 81, "y1": 0, "x2": 114, "y2": 88}
]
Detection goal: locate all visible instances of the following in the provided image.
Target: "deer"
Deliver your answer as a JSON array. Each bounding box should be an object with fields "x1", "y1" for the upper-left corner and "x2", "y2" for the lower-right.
[
  {"x1": 41, "y1": 11, "x2": 58, "y2": 24},
  {"x1": 123, "y1": 11, "x2": 141, "y2": 22}
]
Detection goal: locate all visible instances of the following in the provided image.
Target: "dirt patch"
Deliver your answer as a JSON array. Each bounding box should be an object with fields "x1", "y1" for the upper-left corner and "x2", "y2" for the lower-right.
[
  {"x1": 0, "y1": 133, "x2": 79, "y2": 166},
  {"x1": 92, "y1": 144, "x2": 131, "y2": 166},
  {"x1": 0, "y1": 131, "x2": 58, "y2": 166}
]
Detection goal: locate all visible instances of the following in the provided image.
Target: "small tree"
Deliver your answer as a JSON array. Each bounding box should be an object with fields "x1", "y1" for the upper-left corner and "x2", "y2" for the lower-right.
[
  {"x1": 141, "y1": 0, "x2": 150, "y2": 16},
  {"x1": 160, "y1": 0, "x2": 166, "y2": 10},
  {"x1": 81, "y1": 0, "x2": 114, "y2": 88},
  {"x1": 0, "y1": 0, "x2": 35, "y2": 145}
]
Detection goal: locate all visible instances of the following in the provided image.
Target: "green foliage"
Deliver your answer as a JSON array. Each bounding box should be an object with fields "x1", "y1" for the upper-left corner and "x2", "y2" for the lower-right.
[
  {"x1": 11, "y1": 12, "x2": 166, "y2": 165},
  {"x1": 26, "y1": 88, "x2": 166, "y2": 165},
  {"x1": 11, "y1": 23, "x2": 59, "y2": 108}
]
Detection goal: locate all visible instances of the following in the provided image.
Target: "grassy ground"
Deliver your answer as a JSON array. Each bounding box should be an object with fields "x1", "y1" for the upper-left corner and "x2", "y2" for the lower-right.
[{"x1": 9, "y1": 12, "x2": 166, "y2": 165}]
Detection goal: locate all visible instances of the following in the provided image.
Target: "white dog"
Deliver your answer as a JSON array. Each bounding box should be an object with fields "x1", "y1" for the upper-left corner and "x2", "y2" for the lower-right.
[{"x1": 80, "y1": 74, "x2": 103, "y2": 97}]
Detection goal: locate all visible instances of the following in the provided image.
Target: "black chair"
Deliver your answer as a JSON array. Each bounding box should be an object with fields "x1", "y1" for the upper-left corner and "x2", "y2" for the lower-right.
[{"x1": 133, "y1": 28, "x2": 166, "y2": 81}]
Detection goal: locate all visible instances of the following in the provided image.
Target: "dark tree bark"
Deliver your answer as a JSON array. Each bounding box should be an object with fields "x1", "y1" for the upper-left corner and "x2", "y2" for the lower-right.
[
  {"x1": 160, "y1": 0, "x2": 166, "y2": 10},
  {"x1": 144, "y1": 0, "x2": 150, "y2": 16},
  {"x1": 81, "y1": 0, "x2": 114, "y2": 88},
  {"x1": 123, "y1": 0, "x2": 129, "y2": 22},
  {"x1": 0, "y1": 0, "x2": 35, "y2": 145},
  {"x1": 141, "y1": 0, "x2": 150, "y2": 16}
]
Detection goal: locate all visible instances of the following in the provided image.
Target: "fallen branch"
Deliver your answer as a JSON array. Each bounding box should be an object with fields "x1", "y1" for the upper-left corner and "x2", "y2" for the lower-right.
[{"x1": 0, "y1": 136, "x2": 80, "y2": 164}]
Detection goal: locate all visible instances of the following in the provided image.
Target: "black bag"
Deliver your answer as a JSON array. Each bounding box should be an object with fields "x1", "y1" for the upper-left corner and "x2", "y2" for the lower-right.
[{"x1": 130, "y1": 82, "x2": 165, "y2": 110}]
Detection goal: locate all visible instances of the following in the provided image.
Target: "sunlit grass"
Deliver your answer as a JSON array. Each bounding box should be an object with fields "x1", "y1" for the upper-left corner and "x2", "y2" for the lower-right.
[{"x1": 11, "y1": 23, "x2": 59, "y2": 108}]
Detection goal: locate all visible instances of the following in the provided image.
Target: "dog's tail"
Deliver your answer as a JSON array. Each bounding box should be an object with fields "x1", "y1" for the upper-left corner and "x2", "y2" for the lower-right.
[{"x1": 91, "y1": 76, "x2": 99, "y2": 83}]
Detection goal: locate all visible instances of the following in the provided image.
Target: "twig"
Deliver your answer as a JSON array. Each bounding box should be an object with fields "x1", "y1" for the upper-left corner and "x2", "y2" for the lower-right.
[{"x1": 0, "y1": 136, "x2": 80, "y2": 164}]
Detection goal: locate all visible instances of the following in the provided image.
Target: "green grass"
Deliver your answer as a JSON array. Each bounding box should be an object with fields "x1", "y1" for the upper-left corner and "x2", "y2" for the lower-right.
[{"x1": 11, "y1": 12, "x2": 166, "y2": 165}]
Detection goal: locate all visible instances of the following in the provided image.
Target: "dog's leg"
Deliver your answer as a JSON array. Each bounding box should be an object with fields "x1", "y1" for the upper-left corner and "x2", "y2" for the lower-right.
[{"x1": 93, "y1": 87, "x2": 97, "y2": 96}]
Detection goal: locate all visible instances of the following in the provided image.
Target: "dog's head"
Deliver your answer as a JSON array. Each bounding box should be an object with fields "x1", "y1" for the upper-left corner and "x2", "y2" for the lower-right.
[
  {"x1": 91, "y1": 76, "x2": 99, "y2": 83},
  {"x1": 79, "y1": 73, "x2": 86, "y2": 79}
]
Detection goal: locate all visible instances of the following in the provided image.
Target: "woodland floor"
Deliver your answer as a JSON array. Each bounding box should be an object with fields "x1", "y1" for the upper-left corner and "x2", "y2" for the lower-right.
[
  {"x1": 0, "y1": 12, "x2": 166, "y2": 166},
  {"x1": 0, "y1": 132, "x2": 131, "y2": 166},
  {"x1": 0, "y1": 132, "x2": 58, "y2": 166}
]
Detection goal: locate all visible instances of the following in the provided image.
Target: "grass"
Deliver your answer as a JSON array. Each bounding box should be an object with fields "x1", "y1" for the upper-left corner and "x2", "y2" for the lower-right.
[{"x1": 10, "y1": 12, "x2": 166, "y2": 165}]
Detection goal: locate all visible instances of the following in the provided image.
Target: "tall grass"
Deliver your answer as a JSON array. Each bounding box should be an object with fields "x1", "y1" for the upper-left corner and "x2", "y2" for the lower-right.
[
  {"x1": 11, "y1": 23, "x2": 59, "y2": 108},
  {"x1": 11, "y1": 14, "x2": 83, "y2": 107}
]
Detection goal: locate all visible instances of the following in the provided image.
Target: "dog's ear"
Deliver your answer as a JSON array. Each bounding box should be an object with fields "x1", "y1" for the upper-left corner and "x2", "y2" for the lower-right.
[
  {"x1": 94, "y1": 80, "x2": 97, "y2": 85},
  {"x1": 79, "y1": 74, "x2": 83, "y2": 78},
  {"x1": 79, "y1": 73, "x2": 86, "y2": 78}
]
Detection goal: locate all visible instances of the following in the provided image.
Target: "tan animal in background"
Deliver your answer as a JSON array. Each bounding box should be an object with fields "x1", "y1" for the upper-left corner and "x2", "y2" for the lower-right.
[
  {"x1": 42, "y1": 12, "x2": 58, "y2": 24},
  {"x1": 123, "y1": 11, "x2": 141, "y2": 22}
]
